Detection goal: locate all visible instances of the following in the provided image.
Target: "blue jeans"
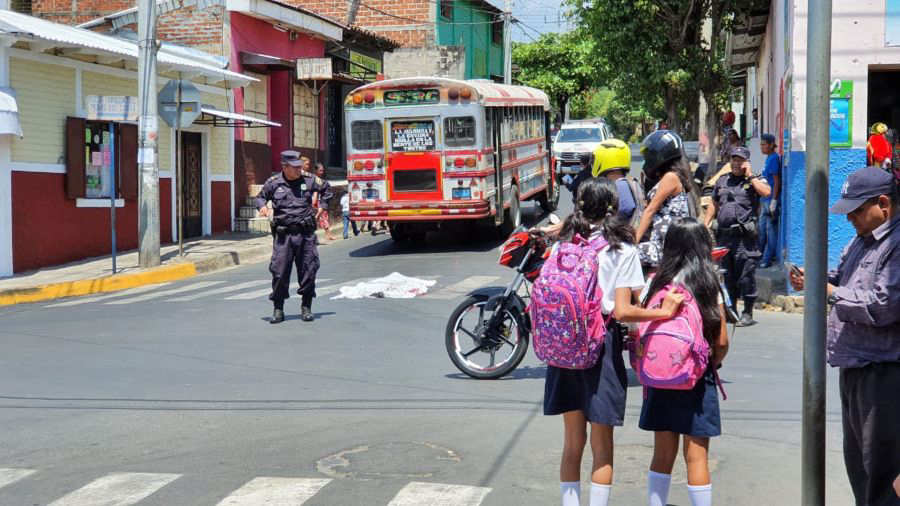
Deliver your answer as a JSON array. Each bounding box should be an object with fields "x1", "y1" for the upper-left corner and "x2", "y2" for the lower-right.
[
  {"x1": 758, "y1": 204, "x2": 777, "y2": 266},
  {"x1": 342, "y1": 212, "x2": 358, "y2": 239}
]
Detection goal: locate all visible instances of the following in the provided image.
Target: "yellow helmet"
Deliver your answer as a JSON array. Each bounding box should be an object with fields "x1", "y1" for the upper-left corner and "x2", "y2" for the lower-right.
[
  {"x1": 871, "y1": 122, "x2": 888, "y2": 134},
  {"x1": 592, "y1": 139, "x2": 631, "y2": 177}
]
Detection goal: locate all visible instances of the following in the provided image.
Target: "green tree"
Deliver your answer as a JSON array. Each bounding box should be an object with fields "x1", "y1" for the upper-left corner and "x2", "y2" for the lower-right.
[
  {"x1": 569, "y1": 0, "x2": 766, "y2": 150},
  {"x1": 512, "y1": 30, "x2": 600, "y2": 121}
]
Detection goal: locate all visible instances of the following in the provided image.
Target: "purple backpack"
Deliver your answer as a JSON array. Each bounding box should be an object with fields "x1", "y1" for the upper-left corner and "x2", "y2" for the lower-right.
[
  {"x1": 530, "y1": 234, "x2": 609, "y2": 369},
  {"x1": 629, "y1": 284, "x2": 709, "y2": 390}
]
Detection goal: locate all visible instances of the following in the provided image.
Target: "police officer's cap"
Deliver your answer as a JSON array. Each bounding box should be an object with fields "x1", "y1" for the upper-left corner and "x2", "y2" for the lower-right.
[
  {"x1": 280, "y1": 150, "x2": 302, "y2": 167},
  {"x1": 829, "y1": 166, "x2": 896, "y2": 214},
  {"x1": 730, "y1": 146, "x2": 750, "y2": 160}
]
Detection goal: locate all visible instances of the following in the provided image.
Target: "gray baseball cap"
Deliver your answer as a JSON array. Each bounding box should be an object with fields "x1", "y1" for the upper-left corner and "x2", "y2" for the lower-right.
[
  {"x1": 730, "y1": 146, "x2": 750, "y2": 160},
  {"x1": 829, "y1": 166, "x2": 896, "y2": 214}
]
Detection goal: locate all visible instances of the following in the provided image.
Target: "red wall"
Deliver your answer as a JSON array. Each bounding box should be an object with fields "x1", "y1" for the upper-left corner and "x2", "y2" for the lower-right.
[
  {"x1": 12, "y1": 173, "x2": 172, "y2": 273},
  {"x1": 211, "y1": 181, "x2": 232, "y2": 234},
  {"x1": 229, "y1": 12, "x2": 325, "y2": 169}
]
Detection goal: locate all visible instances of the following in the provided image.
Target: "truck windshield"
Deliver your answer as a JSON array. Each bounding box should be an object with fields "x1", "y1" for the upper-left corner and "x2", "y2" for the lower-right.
[{"x1": 556, "y1": 128, "x2": 602, "y2": 143}]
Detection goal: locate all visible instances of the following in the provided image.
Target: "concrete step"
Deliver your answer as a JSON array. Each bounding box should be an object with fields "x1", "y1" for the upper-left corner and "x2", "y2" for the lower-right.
[{"x1": 234, "y1": 217, "x2": 271, "y2": 234}]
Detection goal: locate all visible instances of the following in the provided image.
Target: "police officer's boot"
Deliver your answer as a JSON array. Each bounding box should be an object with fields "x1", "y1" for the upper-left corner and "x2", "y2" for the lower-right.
[
  {"x1": 271, "y1": 301, "x2": 285, "y2": 324},
  {"x1": 300, "y1": 295, "x2": 314, "y2": 322},
  {"x1": 736, "y1": 298, "x2": 757, "y2": 327}
]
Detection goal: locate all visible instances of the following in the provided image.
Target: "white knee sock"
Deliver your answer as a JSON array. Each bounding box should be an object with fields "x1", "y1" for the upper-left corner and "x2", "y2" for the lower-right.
[
  {"x1": 589, "y1": 482, "x2": 611, "y2": 506},
  {"x1": 687, "y1": 483, "x2": 712, "y2": 506},
  {"x1": 648, "y1": 471, "x2": 671, "y2": 506},
  {"x1": 560, "y1": 481, "x2": 580, "y2": 506}
]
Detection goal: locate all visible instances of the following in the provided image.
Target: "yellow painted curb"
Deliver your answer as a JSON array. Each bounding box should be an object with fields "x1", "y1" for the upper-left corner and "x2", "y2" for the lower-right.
[{"x1": 0, "y1": 263, "x2": 198, "y2": 306}]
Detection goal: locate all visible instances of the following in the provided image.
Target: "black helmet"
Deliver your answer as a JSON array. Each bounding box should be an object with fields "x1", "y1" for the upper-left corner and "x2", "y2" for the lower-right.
[{"x1": 640, "y1": 129, "x2": 684, "y2": 177}]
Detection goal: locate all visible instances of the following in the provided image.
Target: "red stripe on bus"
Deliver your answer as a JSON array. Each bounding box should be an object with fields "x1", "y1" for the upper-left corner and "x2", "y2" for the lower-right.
[
  {"x1": 347, "y1": 174, "x2": 386, "y2": 181},
  {"x1": 502, "y1": 152, "x2": 546, "y2": 171},
  {"x1": 501, "y1": 137, "x2": 544, "y2": 150},
  {"x1": 444, "y1": 149, "x2": 481, "y2": 156},
  {"x1": 442, "y1": 170, "x2": 493, "y2": 178},
  {"x1": 347, "y1": 153, "x2": 383, "y2": 160}
]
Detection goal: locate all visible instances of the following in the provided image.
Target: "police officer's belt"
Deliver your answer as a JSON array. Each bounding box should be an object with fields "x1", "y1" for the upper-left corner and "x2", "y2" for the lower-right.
[
  {"x1": 272, "y1": 216, "x2": 317, "y2": 235},
  {"x1": 719, "y1": 221, "x2": 757, "y2": 237}
]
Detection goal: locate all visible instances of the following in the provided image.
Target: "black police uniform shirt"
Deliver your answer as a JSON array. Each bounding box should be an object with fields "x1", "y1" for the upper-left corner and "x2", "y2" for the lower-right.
[
  {"x1": 254, "y1": 172, "x2": 321, "y2": 227},
  {"x1": 712, "y1": 173, "x2": 761, "y2": 228}
]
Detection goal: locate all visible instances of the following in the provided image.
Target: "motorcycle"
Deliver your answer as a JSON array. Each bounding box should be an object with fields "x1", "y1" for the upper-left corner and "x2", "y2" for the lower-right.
[
  {"x1": 445, "y1": 221, "x2": 739, "y2": 380},
  {"x1": 444, "y1": 223, "x2": 554, "y2": 379}
]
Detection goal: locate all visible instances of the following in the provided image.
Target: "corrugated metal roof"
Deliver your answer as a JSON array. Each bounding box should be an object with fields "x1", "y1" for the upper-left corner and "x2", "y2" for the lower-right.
[{"x1": 0, "y1": 10, "x2": 254, "y2": 87}]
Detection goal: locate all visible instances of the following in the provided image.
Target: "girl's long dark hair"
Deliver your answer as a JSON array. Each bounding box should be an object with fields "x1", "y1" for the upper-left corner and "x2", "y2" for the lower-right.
[
  {"x1": 646, "y1": 156, "x2": 700, "y2": 217},
  {"x1": 643, "y1": 218, "x2": 722, "y2": 343},
  {"x1": 559, "y1": 177, "x2": 634, "y2": 250}
]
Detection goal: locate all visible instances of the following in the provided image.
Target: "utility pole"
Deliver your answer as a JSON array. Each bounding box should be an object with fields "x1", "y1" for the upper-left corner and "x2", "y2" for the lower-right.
[
  {"x1": 503, "y1": 0, "x2": 511, "y2": 84},
  {"x1": 137, "y1": 0, "x2": 160, "y2": 267},
  {"x1": 802, "y1": 0, "x2": 831, "y2": 504}
]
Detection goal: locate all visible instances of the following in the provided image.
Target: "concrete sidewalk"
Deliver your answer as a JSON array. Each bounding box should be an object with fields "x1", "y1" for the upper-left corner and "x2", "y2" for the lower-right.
[{"x1": 0, "y1": 222, "x2": 347, "y2": 306}]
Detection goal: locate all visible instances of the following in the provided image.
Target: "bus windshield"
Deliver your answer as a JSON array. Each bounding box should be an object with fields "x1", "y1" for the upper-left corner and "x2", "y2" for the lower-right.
[{"x1": 556, "y1": 127, "x2": 602, "y2": 143}]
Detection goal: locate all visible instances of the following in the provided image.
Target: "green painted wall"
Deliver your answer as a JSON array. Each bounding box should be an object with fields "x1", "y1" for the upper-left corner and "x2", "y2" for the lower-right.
[{"x1": 436, "y1": 0, "x2": 504, "y2": 79}]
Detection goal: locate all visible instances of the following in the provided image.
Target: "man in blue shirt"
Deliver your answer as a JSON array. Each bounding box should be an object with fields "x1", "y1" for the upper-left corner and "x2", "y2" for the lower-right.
[{"x1": 758, "y1": 133, "x2": 781, "y2": 267}]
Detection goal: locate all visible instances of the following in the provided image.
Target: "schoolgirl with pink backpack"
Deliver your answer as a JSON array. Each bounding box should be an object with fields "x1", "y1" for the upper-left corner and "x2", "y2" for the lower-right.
[
  {"x1": 632, "y1": 218, "x2": 730, "y2": 506},
  {"x1": 531, "y1": 178, "x2": 686, "y2": 506}
]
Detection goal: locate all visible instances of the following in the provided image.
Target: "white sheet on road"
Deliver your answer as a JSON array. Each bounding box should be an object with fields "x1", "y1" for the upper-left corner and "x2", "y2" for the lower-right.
[{"x1": 331, "y1": 273, "x2": 436, "y2": 299}]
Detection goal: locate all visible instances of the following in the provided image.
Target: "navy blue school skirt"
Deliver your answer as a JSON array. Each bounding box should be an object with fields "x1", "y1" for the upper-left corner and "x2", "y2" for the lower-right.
[
  {"x1": 638, "y1": 367, "x2": 721, "y2": 437},
  {"x1": 543, "y1": 327, "x2": 627, "y2": 426}
]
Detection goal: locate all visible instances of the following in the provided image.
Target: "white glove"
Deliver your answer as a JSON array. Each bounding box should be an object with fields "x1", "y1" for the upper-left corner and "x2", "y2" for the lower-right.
[{"x1": 769, "y1": 200, "x2": 777, "y2": 214}]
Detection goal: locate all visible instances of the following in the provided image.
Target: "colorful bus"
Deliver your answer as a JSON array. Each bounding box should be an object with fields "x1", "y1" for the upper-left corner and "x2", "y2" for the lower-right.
[{"x1": 344, "y1": 77, "x2": 558, "y2": 241}]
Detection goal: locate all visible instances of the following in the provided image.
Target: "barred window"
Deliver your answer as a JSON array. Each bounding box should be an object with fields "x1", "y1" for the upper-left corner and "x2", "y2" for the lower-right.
[
  {"x1": 351, "y1": 120, "x2": 383, "y2": 150},
  {"x1": 444, "y1": 116, "x2": 475, "y2": 147}
]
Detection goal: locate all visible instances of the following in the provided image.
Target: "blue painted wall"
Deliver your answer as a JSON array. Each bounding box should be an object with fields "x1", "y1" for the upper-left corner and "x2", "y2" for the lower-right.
[{"x1": 780, "y1": 148, "x2": 867, "y2": 270}]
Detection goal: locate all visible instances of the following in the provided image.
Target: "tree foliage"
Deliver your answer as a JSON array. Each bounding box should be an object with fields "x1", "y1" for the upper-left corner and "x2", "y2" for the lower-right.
[
  {"x1": 568, "y1": 0, "x2": 767, "y2": 137},
  {"x1": 511, "y1": 30, "x2": 600, "y2": 120}
]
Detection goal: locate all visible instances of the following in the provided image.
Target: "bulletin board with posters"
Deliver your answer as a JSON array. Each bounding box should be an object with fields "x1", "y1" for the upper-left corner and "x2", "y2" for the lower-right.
[{"x1": 829, "y1": 79, "x2": 853, "y2": 148}]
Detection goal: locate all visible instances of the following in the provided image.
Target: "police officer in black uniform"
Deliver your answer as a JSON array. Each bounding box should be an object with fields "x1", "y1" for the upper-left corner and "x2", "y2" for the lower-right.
[
  {"x1": 705, "y1": 146, "x2": 771, "y2": 327},
  {"x1": 256, "y1": 150, "x2": 322, "y2": 324}
]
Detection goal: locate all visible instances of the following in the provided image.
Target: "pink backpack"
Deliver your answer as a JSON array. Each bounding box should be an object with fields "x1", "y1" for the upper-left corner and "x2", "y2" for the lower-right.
[
  {"x1": 530, "y1": 234, "x2": 609, "y2": 369},
  {"x1": 629, "y1": 284, "x2": 709, "y2": 390}
]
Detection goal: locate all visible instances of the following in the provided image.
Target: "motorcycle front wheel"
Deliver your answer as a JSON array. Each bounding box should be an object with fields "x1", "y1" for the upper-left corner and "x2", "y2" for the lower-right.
[{"x1": 445, "y1": 295, "x2": 529, "y2": 379}]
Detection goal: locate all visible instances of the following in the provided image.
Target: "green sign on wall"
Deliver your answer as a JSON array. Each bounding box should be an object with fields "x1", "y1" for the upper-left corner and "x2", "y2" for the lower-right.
[{"x1": 829, "y1": 79, "x2": 853, "y2": 148}]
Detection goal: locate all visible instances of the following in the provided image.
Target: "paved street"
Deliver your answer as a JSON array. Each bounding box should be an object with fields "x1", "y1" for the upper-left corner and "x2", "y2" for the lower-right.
[{"x1": 0, "y1": 192, "x2": 854, "y2": 505}]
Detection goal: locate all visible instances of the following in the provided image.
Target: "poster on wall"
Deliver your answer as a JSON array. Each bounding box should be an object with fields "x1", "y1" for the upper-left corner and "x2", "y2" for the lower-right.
[{"x1": 829, "y1": 79, "x2": 853, "y2": 148}]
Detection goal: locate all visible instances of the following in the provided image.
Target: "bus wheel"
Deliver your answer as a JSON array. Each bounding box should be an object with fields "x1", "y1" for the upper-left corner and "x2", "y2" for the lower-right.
[
  {"x1": 502, "y1": 184, "x2": 521, "y2": 235},
  {"x1": 538, "y1": 177, "x2": 559, "y2": 212}
]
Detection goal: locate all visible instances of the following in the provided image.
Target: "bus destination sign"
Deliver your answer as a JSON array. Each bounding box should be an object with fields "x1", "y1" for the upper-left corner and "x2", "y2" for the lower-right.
[
  {"x1": 391, "y1": 121, "x2": 436, "y2": 152},
  {"x1": 384, "y1": 89, "x2": 440, "y2": 106}
]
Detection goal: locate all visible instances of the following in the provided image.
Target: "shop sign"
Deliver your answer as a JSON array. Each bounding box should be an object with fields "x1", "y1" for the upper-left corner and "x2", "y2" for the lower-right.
[
  {"x1": 297, "y1": 58, "x2": 332, "y2": 80},
  {"x1": 829, "y1": 79, "x2": 853, "y2": 148},
  {"x1": 391, "y1": 121, "x2": 435, "y2": 152},
  {"x1": 86, "y1": 95, "x2": 138, "y2": 121}
]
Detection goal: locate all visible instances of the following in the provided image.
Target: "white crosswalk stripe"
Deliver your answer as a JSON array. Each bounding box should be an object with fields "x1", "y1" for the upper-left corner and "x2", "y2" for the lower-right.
[
  {"x1": 45, "y1": 283, "x2": 172, "y2": 307},
  {"x1": 167, "y1": 280, "x2": 271, "y2": 302},
  {"x1": 0, "y1": 468, "x2": 36, "y2": 490},
  {"x1": 387, "y1": 481, "x2": 492, "y2": 506},
  {"x1": 426, "y1": 276, "x2": 500, "y2": 300},
  {"x1": 215, "y1": 477, "x2": 331, "y2": 505},
  {"x1": 47, "y1": 472, "x2": 180, "y2": 506},
  {"x1": 105, "y1": 281, "x2": 224, "y2": 305},
  {"x1": 225, "y1": 278, "x2": 363, "y2": 301}
]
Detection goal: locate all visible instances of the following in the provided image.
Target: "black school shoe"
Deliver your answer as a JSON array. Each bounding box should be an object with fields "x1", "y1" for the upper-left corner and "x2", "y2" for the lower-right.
[
  {"x1": 270, "y1": 308, "x2": 285, "y2": 324},
  {"x1": 300, "y1": 306, "x2": 314, "y2": 322},
  {"x1": 735, "y1": 313, "x2": 757, "y2": 327}
]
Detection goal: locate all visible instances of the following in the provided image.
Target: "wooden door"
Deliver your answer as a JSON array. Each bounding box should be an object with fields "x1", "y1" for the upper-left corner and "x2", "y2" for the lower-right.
[{"x1": 182, "y1": 132, "x2": 203, "y2": 238}]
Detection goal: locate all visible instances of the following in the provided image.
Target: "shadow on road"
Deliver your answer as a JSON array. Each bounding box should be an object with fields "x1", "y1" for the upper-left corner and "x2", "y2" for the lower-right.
[{"x1": 443, "y1": 364, "x2": 548, "y2": 381}]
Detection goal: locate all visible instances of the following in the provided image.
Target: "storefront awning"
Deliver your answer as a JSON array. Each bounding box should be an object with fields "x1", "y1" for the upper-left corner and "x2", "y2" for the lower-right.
[
  {"x1": 0, "y1": 87, "x2": 23, "y2": 138},
  {"x1": 195, "y1": 107, "x2": 281, "y2": 128},
  {"x1": 240, "y1": 51, "x2": 295, "y2": 73}
]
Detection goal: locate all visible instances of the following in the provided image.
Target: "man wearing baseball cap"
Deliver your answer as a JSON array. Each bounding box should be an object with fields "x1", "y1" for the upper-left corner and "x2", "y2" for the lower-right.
[
  {"x1": 758, "y1": 133, "x2": 781, "y2": 267},
  {"x1": 790, "y1": 166, "x2": 900, "y2": 505},
  {"x1": 706, "y1": 145, "x2": 771, "y2": 326}
]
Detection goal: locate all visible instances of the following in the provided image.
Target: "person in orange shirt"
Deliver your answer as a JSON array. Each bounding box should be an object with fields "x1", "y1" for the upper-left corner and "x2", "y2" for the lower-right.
[{"x1": 866, "y1": 122, "x2": 891, "y2": 168}]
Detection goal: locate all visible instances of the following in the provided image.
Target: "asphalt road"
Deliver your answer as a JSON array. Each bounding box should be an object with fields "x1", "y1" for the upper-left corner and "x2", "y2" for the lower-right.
[{"x1": 0, "y1": 190, "x2": 854, "y2": 505}]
